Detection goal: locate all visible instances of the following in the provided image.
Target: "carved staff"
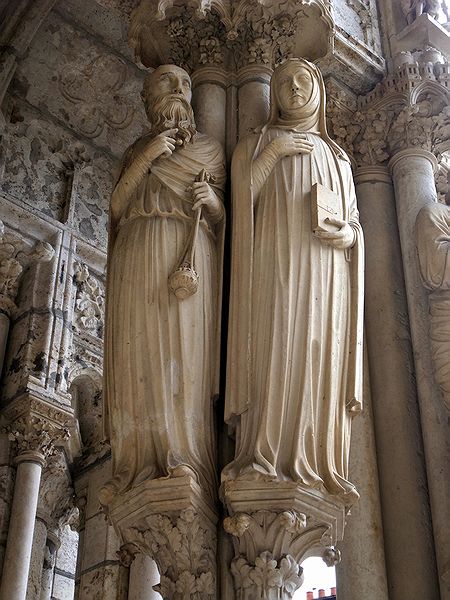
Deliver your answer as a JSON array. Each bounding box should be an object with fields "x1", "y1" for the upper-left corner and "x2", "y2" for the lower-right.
[{"x1": 169, "y1": 168, "x2": 215, "y2": 299}]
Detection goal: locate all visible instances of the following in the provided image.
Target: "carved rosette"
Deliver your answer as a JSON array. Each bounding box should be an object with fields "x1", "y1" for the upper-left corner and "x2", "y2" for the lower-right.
[
  {"x1": 129, "y1": 0, "x2": 334, "y2": 72},
  {"x1": 108, "y1": 476, "x2": 218, "y2": 600},
  {"x1": 0, "y1": 221, "x2": 54, "y2": 317},
  {"x1": 222, "y1": 481, "x2": 346, "y2": 600}
]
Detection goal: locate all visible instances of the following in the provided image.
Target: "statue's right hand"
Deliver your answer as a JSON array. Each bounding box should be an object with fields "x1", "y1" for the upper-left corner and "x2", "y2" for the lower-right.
[
  {"x1": 143, "y1": 129, "x2": 178, "y2": 161},
  {"x1": 270, "y1": 133, "x2": 314, "y2": 159}
]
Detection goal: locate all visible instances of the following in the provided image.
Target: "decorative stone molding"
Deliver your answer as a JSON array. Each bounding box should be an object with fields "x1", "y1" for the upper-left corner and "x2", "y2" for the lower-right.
[
  {"x1": 0, "y1": 221, "x2": 54, "y2": 317},
  {"x1": 73, "y1": 262, "x2": 105, "y2": 339},
  {"x1": 59, "y1": 55, "x2": 136, "y2": 139},
  {"x1": 327, "y1": 48, "x2": 450, "y2": 168},
  {"x1": 222, "y1": 480, "x2": 346, "y2": 600},
  {"x1": 108, "y1": 475, "x2": 218, "y2": 600},
  {"x1": 129, "y1": 0, "x2": 334, "y2": 71}
]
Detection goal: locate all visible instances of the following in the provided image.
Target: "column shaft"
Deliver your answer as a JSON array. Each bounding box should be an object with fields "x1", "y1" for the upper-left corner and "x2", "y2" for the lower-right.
[
  {"x1": 128, "y1": 554, "x2": 160, "y2": 600},
  {"x1": 192, "y1": 68, "x2": 227, "y2": 149},
  {"x1": 0, "y1": 455, "x2": 44, "y2": 600},
  {"x1": 356, "y1": 166, "x2": 438, "y2": 598},
  {"x1": 390, "y1": 149, "x2": 450, "y2": 598},
  {"x1": 336, "y1": 352, "x2": 389, "y2": 600},
  {"x1": 0, "y1": 313, "x2": 10, "y2": 378},
  {"x1": 237, "y1": 66, "x2": 271, "y2": 138}
]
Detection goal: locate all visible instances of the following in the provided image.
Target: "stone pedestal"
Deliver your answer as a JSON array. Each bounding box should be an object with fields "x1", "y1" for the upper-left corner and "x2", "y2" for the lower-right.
[
  {"x1": 108, "y1": 476, "x2": 218, "y2": 600},
  {"x1": 222, "y1": 481, "x2": 346, "y2": 600}
]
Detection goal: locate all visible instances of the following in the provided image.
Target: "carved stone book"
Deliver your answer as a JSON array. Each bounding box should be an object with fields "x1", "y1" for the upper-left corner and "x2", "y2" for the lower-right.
[{"x1": 311, "y1": 182, "x2": 341, "y2": 232}]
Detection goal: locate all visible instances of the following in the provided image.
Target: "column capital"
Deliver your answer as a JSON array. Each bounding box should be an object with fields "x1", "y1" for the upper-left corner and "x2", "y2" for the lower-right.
[
  {"x1": 221, "y1": 480, "x2": 346, "y2": 600},
  {"x1": 388, "y1": 148, "x2": 439, "y2": 174},
  {"x1": 7, "y1": 416, "x2": 70, "y2": 465},
  {"x1": 191, "y1": 65, "x2": 228, "y2": 89},
  {"x1": 354, "y1": 165, "x2": 392, "y2": 185},
  {"x1": 108, "y1": 475, "x2": 218, "y2": 600}
]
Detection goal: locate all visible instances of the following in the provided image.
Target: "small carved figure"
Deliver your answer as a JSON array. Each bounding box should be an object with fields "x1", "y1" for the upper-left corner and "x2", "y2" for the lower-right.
[
  {"x1": 416, "y1": 179, "x2": 450, "y2": 411},
  {"x1": 223, "y1": 59, "x2": 364, "y2": 506},
  {"x1": 401, "y1": 0, "x2": 446, "y2": 24},
  {"x1": 100, "y1": 65, "x2": 225, "y2": 505}
]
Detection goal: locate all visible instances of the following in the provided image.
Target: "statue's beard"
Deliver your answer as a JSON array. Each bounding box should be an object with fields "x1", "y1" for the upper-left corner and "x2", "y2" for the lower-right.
[{"x1": 147, "y1": 95, "x2": 197, "y2": 147}]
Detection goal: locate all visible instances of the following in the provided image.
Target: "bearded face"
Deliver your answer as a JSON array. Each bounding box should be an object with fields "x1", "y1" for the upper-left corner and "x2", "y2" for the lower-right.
[{"x1": 144, "y1": 93, "x2": 197, "y2": 147}]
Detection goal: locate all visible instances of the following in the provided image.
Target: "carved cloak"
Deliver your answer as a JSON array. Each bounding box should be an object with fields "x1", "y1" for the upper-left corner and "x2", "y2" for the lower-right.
[{"x1": 224, "y1": 127, "x2": 364, "y2": 503}]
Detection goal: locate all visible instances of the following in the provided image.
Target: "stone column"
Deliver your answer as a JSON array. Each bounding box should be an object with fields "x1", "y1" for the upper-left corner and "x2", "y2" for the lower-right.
[
  {"x1": 236, "y1": 65, "x2": 271, "y2": 138},
  {"x1": 0, "y1": 450, "x2": 46, "y2": 600},
  {"x1": 192, "y1": 67, "x2": 227, "y2": 150},
  {"x1": 128, "y1": 554, "x2": 161, "y2": 600},
  {"x1": 26, "y1": 518, "x2": 47, "y2": 600},
  {"x1": 39, "y1": 538, "x2": 57, "y2": 600},
  {"x1": 350, "y1": 165, "x2": 437, "y2": 598},
  {"x1": 336, "y1": 351, "x2": 389, "y2": 600},
  {"x1": 389, "y1": 149, "x2": 448, "y2": 596},
  {"x1": 0, "y1": 417, "x2": 69, "y2": 600}
]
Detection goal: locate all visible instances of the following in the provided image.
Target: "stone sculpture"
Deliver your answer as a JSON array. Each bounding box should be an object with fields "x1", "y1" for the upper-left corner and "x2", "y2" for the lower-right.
[
  {"x1": 400, "y1": 0, "x2": 447, "y2": 24},
  {"x1": 224, "y1": 58, "x2": 364, "y2": 506},
  {"x1": 416, "y1": 187, "x2": 450, "y2": 411},
  {"x1": 100, "y1": 65, "x2": 226, "y2": 505}
]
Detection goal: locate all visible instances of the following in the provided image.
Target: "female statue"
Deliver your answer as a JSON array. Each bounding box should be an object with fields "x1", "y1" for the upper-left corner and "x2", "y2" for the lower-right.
[{"x1": 223, "y1": 58, "x2": 364, "y2": 506}]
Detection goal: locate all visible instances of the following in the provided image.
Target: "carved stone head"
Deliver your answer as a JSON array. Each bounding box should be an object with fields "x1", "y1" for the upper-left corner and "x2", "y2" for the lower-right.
[{"x1": 141, "y1": 64, "x2": 196, "y2": 145}]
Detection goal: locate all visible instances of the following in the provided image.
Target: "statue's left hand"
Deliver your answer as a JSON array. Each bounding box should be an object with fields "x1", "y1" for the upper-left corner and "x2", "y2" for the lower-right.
[
  {"x1": 314, "y1": 217, "x2": 355, "y2": 249},
  {"x1": 192, "y1": 182, "x2": 223, "y2": 220}
]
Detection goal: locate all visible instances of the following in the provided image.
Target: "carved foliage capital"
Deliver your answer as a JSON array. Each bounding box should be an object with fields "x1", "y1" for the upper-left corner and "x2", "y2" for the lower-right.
[
  {"x1": 127, "y1": 508, "x2": 216, "y2": 599},
  {"x1": 231, "y1": 552, "x2": 303, "y2": 600},
  {"x1": 7, "y1": 416, "x2": 70, "y2": 463}
]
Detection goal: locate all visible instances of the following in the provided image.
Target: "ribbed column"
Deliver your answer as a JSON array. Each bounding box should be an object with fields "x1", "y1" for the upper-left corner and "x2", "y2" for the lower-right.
[
  {"x1": 237, "y1": 65, "x2": 271, "y2": 138},
  {"x1": 192, "y1": 67, "x2": 227, "y2": 150},
  {"x1": 0, "y1": 452, "x2": 45, "y2": 600},
  {"x1": 389, "y1": 150, "x2": 448, "y2": 598},
  {"x1": 336, "y1": 352, "x2": 388, "y2": 600},
  {"x1": 354, "y1": 165, "x2": 439, "y2": 598}
]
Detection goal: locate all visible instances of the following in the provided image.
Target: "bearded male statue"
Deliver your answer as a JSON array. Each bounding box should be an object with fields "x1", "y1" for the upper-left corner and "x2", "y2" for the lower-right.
[{"x1": 99, "y1": 65, "x2": 225, "y2": 506}]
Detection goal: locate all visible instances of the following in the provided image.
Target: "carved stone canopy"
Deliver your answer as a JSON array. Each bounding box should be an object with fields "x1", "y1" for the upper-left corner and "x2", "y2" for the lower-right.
[{"x1": 129, "y1": 0, "x2": 334, "y2": 71}]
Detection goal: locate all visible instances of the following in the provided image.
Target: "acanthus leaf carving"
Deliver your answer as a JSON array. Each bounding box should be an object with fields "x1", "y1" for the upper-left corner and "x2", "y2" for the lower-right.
[
  {"x1": 127, "y1": 507, "x2": 216, "y2": 600},
  {"x1": 6, "y1": 416, "x2": 70, "y2": 461},
  {"x1": 230, "y1": 551, "x2": 303, "y2": 600}
]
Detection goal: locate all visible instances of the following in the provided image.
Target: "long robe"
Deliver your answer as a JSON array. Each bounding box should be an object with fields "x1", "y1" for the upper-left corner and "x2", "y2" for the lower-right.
[
  {"x1": 104, "y1": 133, "x2": 225, "y2": 499},
  {"x1": 224, "y1": 128, "x2": 364, "y2": 505},
  {"x1": 416, "y1": 202, "x2": 450, "y2": 409}
]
